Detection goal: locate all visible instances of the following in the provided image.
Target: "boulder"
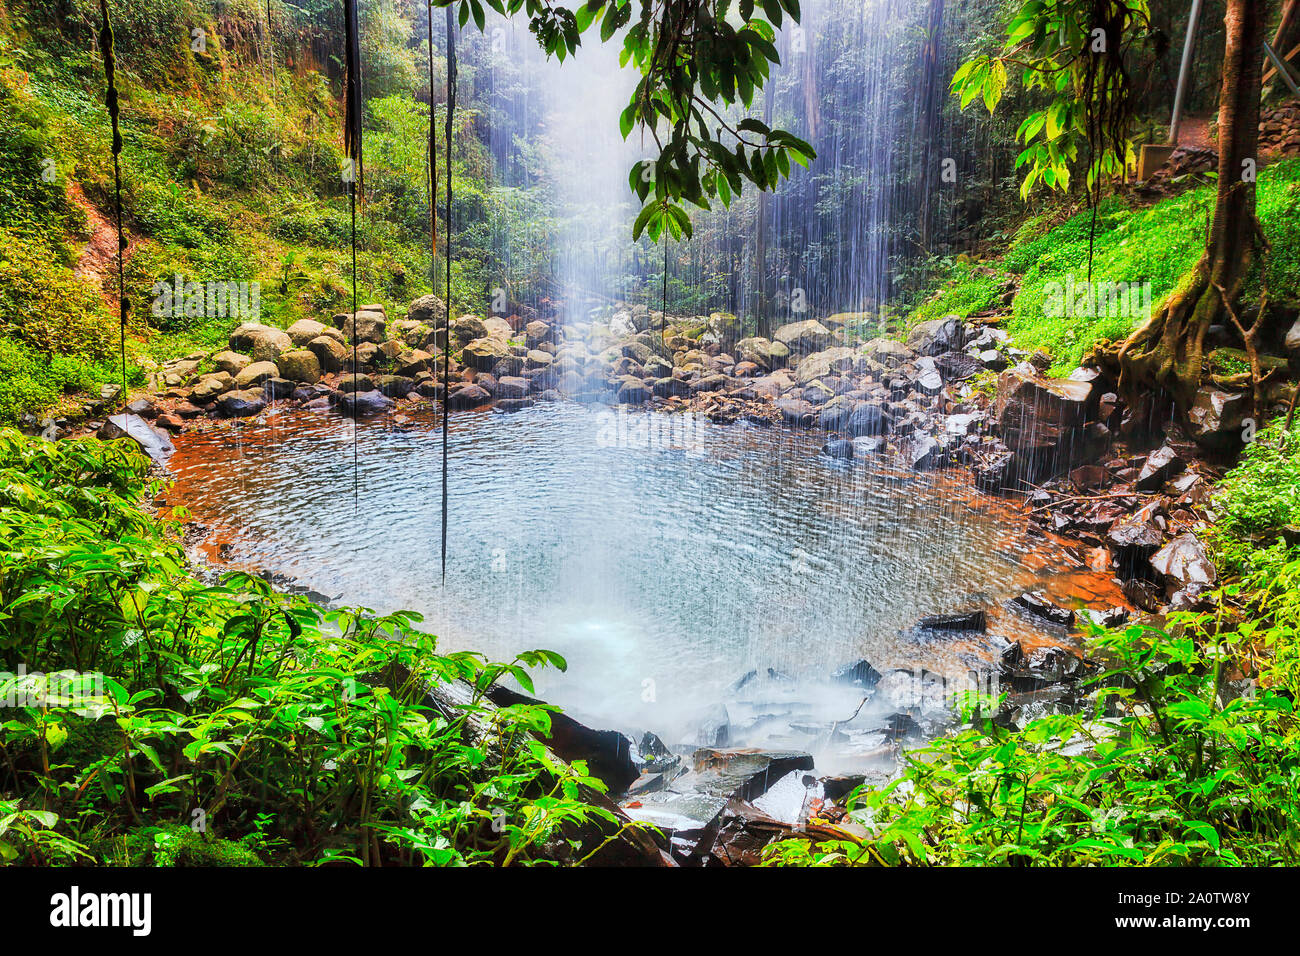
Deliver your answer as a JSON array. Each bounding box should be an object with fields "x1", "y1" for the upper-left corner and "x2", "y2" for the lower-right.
[
  {"x1": 373, "y1": 374, "x2": 416, "y2": 398},
  {"x1": 906, "y1": 316, "x2": 967, "y2": 356},
  {"x1": 447, "y1": 383, "x2": 492, "y2": 409},
  {"x1": 211, "y1": 350, "x2": 251, "y2": 376},
  {"x1": 916, "y1": 609, "x2": 987, "y2": 632},
  {"x1": 831, "y1": 659, "x2": 883, "y2": 688},
  {"x1": 736, "y1": 336, "x2": 790, "y2": 370},
  {"x1": 683, "y1": 748, "x2": 815, "y2": 803},
  {"x1": 1005, "y1": 591, "x2": 1074, "y2": 629},
  {"x1": 861, "y1": 337, "x2": 915, "y2": 368},
  {"x1": 406, "y1": 293, "x2": 447, "y2": 327},
  {"x1": 97, "y1": 414, "x2": 175, "y2": 462},
  {"x1": 773, "y1": 319, "x2": 832, "y2": 354},
  {"x1": 486, "y1": 686, "x2": 638, "y2": 794},
  {"x1": 230, "y1": 323, "x2": 292, "y2": 364},
  {"x1": 495, "y1": 376, "x2": 530, "y2": 399},
  {"x1": 336, "y1": 389, "x2": 394, "y2": 416},
  {"x1": 1136, "y1": 445, "x2": 1184, "y2": 491},
  {"x1": 234, "y1": 361, "x2": 279, "y2": 389},
  {"x1": 821, "y1": 438, "x2": 854, "y2": 460},
  {"x1": 277, "y1": 350, "x2": 321, "y2": 384},
  {"x1": 334, "y1": 310, "x2": 385, "y2": 344},
  {"x1": 461, "y1": 337, "x2": 510, "y2": 372},
  {"x1": 286, "y1": 318, "x2": 329, "y2": 345},
  {"x1": 995, "y1": 365, "x2": 1093, "y2": 482},
  {"x1": 189, "y1": 372, "x2": 231, "y2": 404},
  {"x1": 795, "y1": 346, "x2": 858, "y2": 385},
  {"x1": 394, "y1": 349, "x2": 435, "y2": 376},
  {"x1": 1186, "y1": 387, "x2": 1250, "y2": 450},
  {"x1": 1150, "y1": 534, "x2": 1216, "y2": 594},
  {"x1": 451, "y1": 314, "x2": 488, "y2": 343},
  {"x1": 216, "y1": 389, "x2": 266, "y2": 418},
  {"x1": 306, "y1": 335, "x2": 348, "y2": 374}
]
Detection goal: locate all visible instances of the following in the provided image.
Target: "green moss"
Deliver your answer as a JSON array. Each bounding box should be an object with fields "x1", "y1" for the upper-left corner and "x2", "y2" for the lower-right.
[
  {"x1": 1003, "y1": 158, "x2": 1300, "y2": 374},
  {"x1": 908, "y1": 258, "x2": 1004, "y2": 328},
  {"x1": 118, "y1": 824, "x2": 265, "y2": 867}
]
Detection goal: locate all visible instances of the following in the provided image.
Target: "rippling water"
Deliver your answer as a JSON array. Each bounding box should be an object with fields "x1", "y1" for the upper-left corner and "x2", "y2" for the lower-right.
[{"x1": 167, "y1": 402, "x2": 1124, "y2": 749}]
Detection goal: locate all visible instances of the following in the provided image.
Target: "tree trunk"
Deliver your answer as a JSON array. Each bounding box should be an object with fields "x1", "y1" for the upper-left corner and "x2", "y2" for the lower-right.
[{"x1": 1118, "y1": 0, "x2": 1268, "y2": 423}]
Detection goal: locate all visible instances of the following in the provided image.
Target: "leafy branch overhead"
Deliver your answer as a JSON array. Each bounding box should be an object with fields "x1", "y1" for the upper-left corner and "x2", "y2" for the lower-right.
[
  {"x1": 950, "y1": 0, "x2": 1152, "y2": 199},
  {"x1": 439, "y1": 0, "x2": 817, "y2": 242}
]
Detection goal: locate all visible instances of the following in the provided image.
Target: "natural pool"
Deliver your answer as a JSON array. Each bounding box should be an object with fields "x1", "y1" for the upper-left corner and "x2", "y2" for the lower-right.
[{"x1": 166, "y1": 401, "x2": 1126, "y2": 758}]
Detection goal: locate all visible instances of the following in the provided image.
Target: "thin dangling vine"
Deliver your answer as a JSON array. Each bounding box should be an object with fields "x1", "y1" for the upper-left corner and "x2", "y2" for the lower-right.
[
  {"x1": 98, "y1": 0, "x2": 129, "y2": 411},
  {"x1": 441, "y1": 2, "x2": 457, "y2": 585}
]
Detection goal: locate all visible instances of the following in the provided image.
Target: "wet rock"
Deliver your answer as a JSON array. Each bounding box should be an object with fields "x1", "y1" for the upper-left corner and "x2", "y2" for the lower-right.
[
  {"x1": 406, "y1": 293, "x2": 447, "y2": 327},
  {"x1": 907, "y1": 316, "x2": 967, "y2": 356},
  {"x1": 820, "y1": 774, "x2": 867, "y2": 804},
  {"x1": 1107, "y1": 500, "x2": 1165, "y2": 552},
  {"x1": 1186, "y1": 387, "x2": 1250, "y2": 450},
  {"x1": 306, "y1": 335, "x2": 348, "y2": 374},
  {"x1": 262, "y1": 377, "x2": 297, "y2": 400},
  {"x1": 736, "y1": 336, "x2": 790, "y2": 370},
  {"x1": 995, "y1": 365, "x2": 1092, "y2": 482},
  {"x1": 1006, "y1": 590, "x2": 1075, "y2": 629},
  {"x1": 216, "y1": 389, "x2": 266, "y2": 418},
  {"x1": 775, "y1": 398, "x2": 815, "y2": 427},
  {"x1": 336, "y1": 389, "x2": 393, "y2": 416},
  {"x1": 686, "y1": 703, "x2": 731, "y2": 748},
  {"x1": 916, "y1": 609, "x2": 987, "y2": 632},
  {"x1": 486, "y1": 685, "x2": 639, "y2": 793},
  {"x1": 1081, "y1": 606, "x2": 1131, "y2": 628},
  {"x1": 447, "y1": 383, "x2": 492, "y2": 409},
  {"x1": 935, "y1": 351, "x2": 983, "y2": 382},
  {"x1": 1136, "y1": 445, "x2": 1184, "y2": 491},
  {"x1": 394, "y1": 348, "x2": 436, "y2": 376},
  {"x1": 845, "y1": 402, "x2": 887, "y2": 437},
  {"x1": 233, "y1": 361, "x2": 279, "y2": 389},
  {"x1": 861, "y1": 337, "x2": 915, "y2": 367},
  {"x1": 286, "y1": 318, "x2": 329, "y2": 345},
  {"x1": 773, "y1": 319, "x2": 832, "y2": 354},
  {"x1": 831, "y1": 659, "x2": 883, "y2": 688},
  {"x1": 98, "y1": 414, "x2": 175, "y2": 462},
  {"x1": 821, "y1": 438, "x2": 854, "y2": 460},
  {"x1": 188, "y1": 373, "x2": 231, "y2": 404},
  {"x1": 1069, "y1": 464, "x2": 1110, "y2": 491},
  {"x1": 373, "y1": 374, "x2": 416, "y2": 398},
  {"x1": 903, "y1": 434, "x2": 947, "y2": 470},
  {"x1": 461, "y1": 336, "x2": 511, "y2": 371},
  {"x1": 852, "y1": 435, "x2": 885, "y2": 457},
  {"x1": 685, "y1": 748, "x2": 815, "y2": 803},
  {"x1": 796, "y1": 346, "x2": 858, "y2": 385},
  {"x1": 337, "y1": 372, "x2": 375, "y2": 393},
  {"x1": 1150, "y1": 533, "x2": 1216, "y2": 594},
  {"x1": 616, "y1": 378, "x2": 651, "y2": 404},
  {"x1": 277, "y1": 349, "x2": 321, "y2": 384}
]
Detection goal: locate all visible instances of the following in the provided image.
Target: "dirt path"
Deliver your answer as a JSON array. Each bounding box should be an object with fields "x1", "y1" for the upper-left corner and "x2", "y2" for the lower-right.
[{"x1": 68, "y1": 181, "x2": 137, "y2": 305}]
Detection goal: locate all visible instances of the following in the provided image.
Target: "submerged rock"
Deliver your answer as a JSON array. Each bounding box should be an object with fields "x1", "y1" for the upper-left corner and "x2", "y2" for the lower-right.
[
  {"x1": 1006, "y1": 590, "x2": 1075, "y2": 629},
  {"x1": 916, "y1": 609, "x2": 987, "y2": 633}
]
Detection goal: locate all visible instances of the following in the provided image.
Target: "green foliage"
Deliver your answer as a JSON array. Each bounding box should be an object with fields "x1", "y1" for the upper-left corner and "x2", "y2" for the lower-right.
[
  {"x1": 995, "y1": 159, "x2": 1300, "y2": 373},
  {"x1": 951, "y1": 0, "x2": 1150, "y2": 199},
  {"x1": 0, "y1": 429, "x2": 627, "y2": 866},
  {"x1": 765, "y1": 612, "x2": 1300, "y2": 867},
  {"x1": 908, "y1": 258, "x2": 1003, "y2": 326}
]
